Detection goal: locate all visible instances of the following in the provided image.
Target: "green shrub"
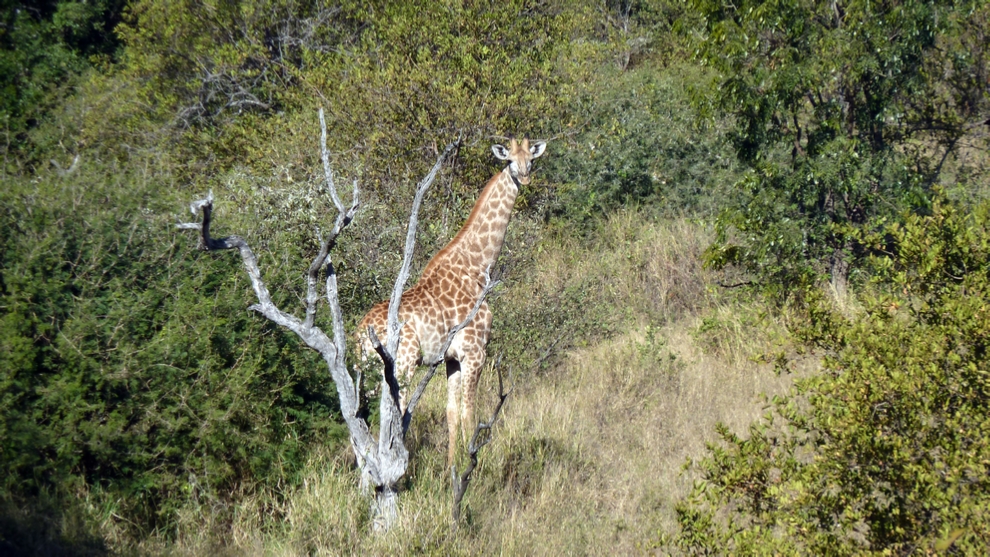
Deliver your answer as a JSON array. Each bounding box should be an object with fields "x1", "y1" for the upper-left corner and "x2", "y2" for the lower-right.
[
  {"x1": 544, "y1": 63, "x2": 738, "y2": 228},
  {"x1": 0, "y1": 1, "x2": 124, "y2": 120},
  {"x1": 0, "y1": 168, "x2": 347, "y2": 534},
  {"x1": 666, "y1": 194, "x2": 990, "y2": 554}
]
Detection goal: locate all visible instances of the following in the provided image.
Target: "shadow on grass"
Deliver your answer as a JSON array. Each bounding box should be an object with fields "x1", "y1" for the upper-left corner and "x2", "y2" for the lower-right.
[{"x1": 0, "y1": 496, "x2": 108, "y2": 557}]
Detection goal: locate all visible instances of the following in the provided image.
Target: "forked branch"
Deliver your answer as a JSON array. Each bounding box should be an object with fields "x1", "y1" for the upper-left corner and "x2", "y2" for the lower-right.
[
  {"x1": 177, "y1": 109, "x2": 468, "y2": 532},
  {"x1": 175, "y1": 191, "x2": 308, "y2": 339},
  {"x1": 175, "y1": 110, "x2": 378, "y2": 488}
]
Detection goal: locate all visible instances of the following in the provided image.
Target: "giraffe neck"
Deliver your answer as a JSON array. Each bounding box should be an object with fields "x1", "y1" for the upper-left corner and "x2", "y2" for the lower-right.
[{"x1": 423, "y1": 167, "x2": 518, "y2": 281}]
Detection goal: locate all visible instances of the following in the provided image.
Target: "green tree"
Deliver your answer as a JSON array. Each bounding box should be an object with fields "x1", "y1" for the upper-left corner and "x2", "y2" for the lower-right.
[
  {"x1": 691, "y1": 0, "x2": 990, "y2": 294},
  {"x1": 1, "y1": 1, "x2": 125, "y2": 152}
]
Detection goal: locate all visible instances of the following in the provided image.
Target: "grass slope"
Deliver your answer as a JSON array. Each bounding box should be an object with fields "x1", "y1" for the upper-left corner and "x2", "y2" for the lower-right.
[{"x1": 125, "y1": 212, "x2": 796, "y2": 555}]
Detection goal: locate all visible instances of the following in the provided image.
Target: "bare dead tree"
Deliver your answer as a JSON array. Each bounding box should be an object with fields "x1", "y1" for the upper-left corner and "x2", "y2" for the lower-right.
[
  {"x1": 450, "y1": 359, "x2": 512, "y2": 531},
  {"x1": 176, "y1": 109, "x2": 489, "y2": 531}
]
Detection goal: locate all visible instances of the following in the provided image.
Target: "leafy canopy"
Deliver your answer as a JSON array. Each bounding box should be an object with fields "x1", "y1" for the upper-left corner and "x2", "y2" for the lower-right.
[
  {"x1": 692, "y1": 0, "x2": 989, "y2": 292},
  {"x1": 0, "y1": 1, "x2": 125, "y2": 139}
]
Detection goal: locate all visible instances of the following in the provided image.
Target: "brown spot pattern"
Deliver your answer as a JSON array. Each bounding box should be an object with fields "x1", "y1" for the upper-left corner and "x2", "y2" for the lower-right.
[{"x1": 356, "y1": 138, "x2": 545, "y2": 466}]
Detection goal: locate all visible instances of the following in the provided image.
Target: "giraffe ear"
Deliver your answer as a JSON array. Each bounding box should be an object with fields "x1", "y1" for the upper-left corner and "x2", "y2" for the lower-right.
[
  {"x1": 491, "y1": 144, "x2": 510, "y2": 160},
  {"x1": 529, "y1": 141, "x2": 547, "y2": 159}
]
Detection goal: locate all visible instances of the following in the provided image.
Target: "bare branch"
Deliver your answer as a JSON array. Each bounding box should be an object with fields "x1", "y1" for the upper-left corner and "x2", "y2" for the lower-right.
[
  {"x1": 383, "y1": 138, "x2": 462, "y2": 361},
  {"x1": 178, "y1": 196, "x2": 312, "y2": 350},
  {"x1": 367, "y1": 324, "x2": 401, "y2": 410},
  {"x1": 319, "y1": 108, "x2": 345, "y2": 213},
  {"x1": 306, "y1": 108, "x2": 360, "y2": 337},
  {"x1": 363, "y1": 136, "x2": 462, "y2": 449},
  {"x1": 451, "y1": 359, "x2": 512, "y2": 530},
  {"x1": 51, "y1": 154, "x2": 80, "y2": 177},
  {"x1": 717, "y1": 280, "x2": 756, "y2": 289},
  {"x1": 367, "y1": 138, "x2": 461, "y2": 499}
]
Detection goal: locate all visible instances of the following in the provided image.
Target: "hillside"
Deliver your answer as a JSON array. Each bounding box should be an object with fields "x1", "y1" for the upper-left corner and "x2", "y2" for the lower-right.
[{"x1": 2, "y1": 1, "x2": 989, "y2": 555}]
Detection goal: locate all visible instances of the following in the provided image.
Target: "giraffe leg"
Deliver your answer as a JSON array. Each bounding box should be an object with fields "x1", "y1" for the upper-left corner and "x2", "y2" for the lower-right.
[
  {"x1": 395, "y1": 337, "x2": 420, "y2": 413},
  {"x1": 445, "y1": 359, "x2": 463, "y2": 467},
  {"x1": 457, "y1": 349, "x2": 486, "y2": 448}
]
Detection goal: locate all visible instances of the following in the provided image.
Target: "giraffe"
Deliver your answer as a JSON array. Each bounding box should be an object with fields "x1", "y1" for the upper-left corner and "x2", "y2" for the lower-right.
[{"x1": 357, "y1": 138, "x2": 546, "y2": 465}]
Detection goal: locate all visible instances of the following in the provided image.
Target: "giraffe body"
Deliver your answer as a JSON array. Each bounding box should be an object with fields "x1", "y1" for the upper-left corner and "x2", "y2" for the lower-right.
[{"x1": 358, "y1": 138, "x2": 546, "y2": 465}]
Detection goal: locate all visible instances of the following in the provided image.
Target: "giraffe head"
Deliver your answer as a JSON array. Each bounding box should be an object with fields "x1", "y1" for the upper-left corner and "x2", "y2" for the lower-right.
[{"x1": 491, "y1": 138, "x2": 547, "y2": 186}]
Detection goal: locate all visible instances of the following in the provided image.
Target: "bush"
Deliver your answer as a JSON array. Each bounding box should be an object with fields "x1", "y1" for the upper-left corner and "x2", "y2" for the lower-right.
[
  {"x1": 666, "y1": 194, "x2": 990, "y2": 554},
  {"x1": 692, "y1": 0, "x2": 990, "y2": 293},
  {"x1": 0, "y1": 168, "x2": 347, "y2": 534},
  {"x1": 1, "y1": 0, "x2": 126, "y2": 170},
  {"x1": 543, "y1": 63, "x2": 738, "y2": 228}
]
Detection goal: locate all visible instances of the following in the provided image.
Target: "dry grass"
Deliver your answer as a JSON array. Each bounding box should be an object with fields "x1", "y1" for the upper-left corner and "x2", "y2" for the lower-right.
[
  {"x1": 525, "y1": 210, "x2": 714, "y2": 325},
  {"x1": 123, "y1": 211, "x2": 801, "y2": 555},
  {"x1": 470, "y1": 312, "x2": 791, "y2": 554},
  {"x1": 445, "y1": 211, "x2": 795, "y2": 553}
]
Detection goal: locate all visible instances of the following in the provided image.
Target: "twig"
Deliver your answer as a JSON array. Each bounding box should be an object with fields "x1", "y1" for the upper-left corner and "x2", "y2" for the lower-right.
[
  {"x1": 530, "y1": 331, "x2": 565, "y2": 371},
  {"x1": 717, "y1": 280, "x2": 755, "y2": 289},
  {"x1": 451, "y1": 359, "x2": 512, "y2": 530}
]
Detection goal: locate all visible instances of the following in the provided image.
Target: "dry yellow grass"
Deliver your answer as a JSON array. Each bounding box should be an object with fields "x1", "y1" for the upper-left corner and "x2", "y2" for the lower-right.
[
  {"x1": 470, "y1": 315, "x2": 790, "y2": 555},
  {"x1": 128, "y1": 211, "x2": 801, "y2": 555}
]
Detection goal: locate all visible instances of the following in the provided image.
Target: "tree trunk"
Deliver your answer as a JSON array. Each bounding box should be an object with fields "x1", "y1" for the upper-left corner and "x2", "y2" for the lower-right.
[
  {"x1": 372, "y1": 484, "x2": 399, "y2": 532},
  {"x1": 830, "y1": 244, "x2": 850, "y2": 303}
]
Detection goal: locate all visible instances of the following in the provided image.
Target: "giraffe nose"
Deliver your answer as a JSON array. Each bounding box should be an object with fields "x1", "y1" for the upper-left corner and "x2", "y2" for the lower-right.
[{"x1": 517, "y1": 173, "x2": 531, "y2": 185}]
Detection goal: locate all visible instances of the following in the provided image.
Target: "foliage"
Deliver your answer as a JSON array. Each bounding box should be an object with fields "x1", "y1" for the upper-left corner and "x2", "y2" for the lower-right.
[
  {"x1": 544, "y1": 62, "x2": 738, "y2": 228},
  {"x1": 667, "y1": 195, "x2": 990, "y2": 554},
  {"x1": 537, "y1": 1, "x2": 740, "y2": 229},
  {"x1": 692, "y1": 0, "x2": 990, "y2": 293},
  {"x1": 98, "y1": 0, "x2": 585, "y2": 187},
  {"x1": 0, "y1": 169, "x2": 347, "y2": 534},
  {"x1": 0, "y1": 0, "x2": 126, "y2": 167},
  {"x1": 115, "y1": 0, "x2": 348, "y2": 128},
  {"x1": 81, "y1": 0, "x2": 601, "y2": 315},
  {"x1": 302, "y1": 0, "x2": 582, "y2": 203},
  {"x1": 0, "y1": 1, "x2": 124, "y2": 118}
]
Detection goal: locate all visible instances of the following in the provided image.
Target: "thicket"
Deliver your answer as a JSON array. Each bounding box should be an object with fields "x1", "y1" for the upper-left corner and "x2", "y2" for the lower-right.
[
  {"x1": 695, "y1": 0, "x2": 990, "y2": 295},
  {"x1": 667, "y1": 195, "x2": 990, "y2": 554},
  {"x1": 0, "y1": 168, "x2": 348, "y2": 537},
  {"x1": 1, "y1": 0, "x2": 125, "y2": 158},
  {"x1": 664, "y1": 0, "x2": 990, "y2": 553}
]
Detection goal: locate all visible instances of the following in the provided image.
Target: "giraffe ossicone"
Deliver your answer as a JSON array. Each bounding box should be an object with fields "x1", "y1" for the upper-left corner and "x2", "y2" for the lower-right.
[{"x1": 357, "y1": 138, "x2": 546, "y2": 466}]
